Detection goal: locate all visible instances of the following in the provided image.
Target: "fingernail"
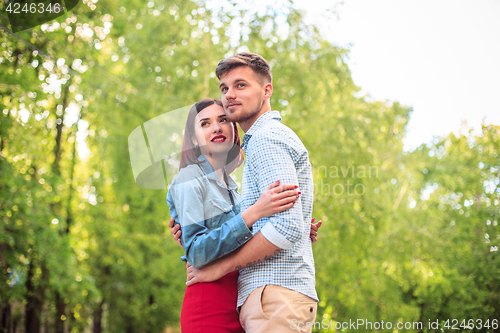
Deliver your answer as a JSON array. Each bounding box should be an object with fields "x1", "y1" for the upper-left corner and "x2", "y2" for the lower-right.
[
  {"x1": 295, "y1": 185, "x2": 298, "y2": 188},
  {"x1": 292, "y1": 201, "x2": 295, "y2": 204},
  {"x1": 298, "y1": 191, "x2": 301, "y2": 194}
]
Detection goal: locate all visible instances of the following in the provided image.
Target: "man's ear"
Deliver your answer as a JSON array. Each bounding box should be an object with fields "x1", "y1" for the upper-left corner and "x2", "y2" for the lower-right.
[{"x1": 264, "y1": 82, "x2": 273, "y2": 99}]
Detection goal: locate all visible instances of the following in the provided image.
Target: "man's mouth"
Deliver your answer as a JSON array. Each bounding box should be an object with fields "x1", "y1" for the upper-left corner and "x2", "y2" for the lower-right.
[
  {"x1": 211, "y1": 135, "x2": 227, "y2": 142},
  {"x1": 226, "y1": 103, "x2": 239, "y2": 110}
]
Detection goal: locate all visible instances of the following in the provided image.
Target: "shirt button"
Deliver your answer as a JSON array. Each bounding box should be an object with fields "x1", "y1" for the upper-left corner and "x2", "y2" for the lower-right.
[{"x1": 245, "y1": 236, "x2": 248, "y2": 239}]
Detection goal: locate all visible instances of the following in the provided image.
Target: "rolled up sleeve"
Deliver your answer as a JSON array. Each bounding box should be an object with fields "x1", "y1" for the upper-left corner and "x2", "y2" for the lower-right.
[{"x1": 248, "y1": 133, "x2": 305, "y2": 249}]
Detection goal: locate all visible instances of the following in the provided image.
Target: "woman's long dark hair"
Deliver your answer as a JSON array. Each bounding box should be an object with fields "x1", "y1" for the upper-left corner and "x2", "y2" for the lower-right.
[{"x1": 179, "y1": 98, "x2": 244, "y2": 174}]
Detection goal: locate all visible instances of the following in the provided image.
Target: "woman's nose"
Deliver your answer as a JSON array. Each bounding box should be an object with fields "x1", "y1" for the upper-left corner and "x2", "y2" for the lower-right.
[{"x1": 212, "y1": 121, "x2": 222, "y2": 132}]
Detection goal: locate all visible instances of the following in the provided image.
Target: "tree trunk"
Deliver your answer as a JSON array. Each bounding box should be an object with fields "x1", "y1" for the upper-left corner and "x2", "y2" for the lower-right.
[
  {"x1": 25, "y1": 261, "x2": 48, "y2": 333},
  {"x1": 92, "y1": 300, "x2": 104, "y2": 333},
  {"x1": 0, "y1": 302, "x2": 11, "y2": 333},
  {"x1": 0, "y1": 243, "x2": 11, "y2": 333},
  {"x1": 54, "y1": 292, "x2": 65, "y2": 333},
  {"x1": 52, "y1": 82, "x2": 70, "y2": 176},
  {"x1": 65, "y1": 122, "x2": 78, "y2": 235},
  {"x1": 52, "y1": 77, "x2": 77, "y2": 333},
  {"x1": 0, "y1": 107, "x2": 11, "y2": 153}
]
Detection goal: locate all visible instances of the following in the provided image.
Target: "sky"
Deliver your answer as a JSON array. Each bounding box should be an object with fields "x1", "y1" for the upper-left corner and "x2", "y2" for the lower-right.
[{"x1": 292, "y1": 0, "x2": 500, "y2": 150}]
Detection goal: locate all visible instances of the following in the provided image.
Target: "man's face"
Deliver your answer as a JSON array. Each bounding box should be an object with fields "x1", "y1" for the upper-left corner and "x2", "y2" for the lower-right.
[{"x1": 219, "y1": 66, "x2": 270, "y2": 125}]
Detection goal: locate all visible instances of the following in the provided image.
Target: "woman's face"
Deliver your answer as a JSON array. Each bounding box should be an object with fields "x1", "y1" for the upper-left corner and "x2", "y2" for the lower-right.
[{"x1": 192, "y1": 104, "x2": 235, "y2": 157}]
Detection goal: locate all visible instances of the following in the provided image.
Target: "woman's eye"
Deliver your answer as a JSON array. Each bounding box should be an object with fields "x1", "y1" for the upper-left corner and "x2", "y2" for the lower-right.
[
  {"x1": 220, "y1": 118, "x2": 227, "y2": 123},
  {"x1": 238, "y1": 83, "x2": 245, "y2": 88},
  {"x1": 201, "y1": 122, "x2": 208, "y2": 126}
]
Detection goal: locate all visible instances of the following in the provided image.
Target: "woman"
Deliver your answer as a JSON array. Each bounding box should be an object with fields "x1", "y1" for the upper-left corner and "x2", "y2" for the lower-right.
[{"x1": 167, "y1": 99, "x2": 320, "y2": 333}]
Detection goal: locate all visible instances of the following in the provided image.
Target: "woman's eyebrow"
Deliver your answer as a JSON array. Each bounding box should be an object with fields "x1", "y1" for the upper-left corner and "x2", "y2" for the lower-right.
[{"x1": 198, "y1": 117, "x2": 210, "y2": 122}]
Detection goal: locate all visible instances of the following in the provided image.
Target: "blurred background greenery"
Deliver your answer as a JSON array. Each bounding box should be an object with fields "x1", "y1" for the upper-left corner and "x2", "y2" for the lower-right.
[{"x1": 1, "y1": 0, "x2": 498, "y2": 332}]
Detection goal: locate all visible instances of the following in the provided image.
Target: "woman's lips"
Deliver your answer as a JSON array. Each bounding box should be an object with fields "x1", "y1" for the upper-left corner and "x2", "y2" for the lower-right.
[{"x1": 211, "y1": 135, "x2": 226, "y2": 142}]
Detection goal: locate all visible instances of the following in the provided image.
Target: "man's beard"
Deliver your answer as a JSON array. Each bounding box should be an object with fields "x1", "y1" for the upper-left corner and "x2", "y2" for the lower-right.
[{"x1": 225, "y1": 108, "x2": 252, "y2": 124}]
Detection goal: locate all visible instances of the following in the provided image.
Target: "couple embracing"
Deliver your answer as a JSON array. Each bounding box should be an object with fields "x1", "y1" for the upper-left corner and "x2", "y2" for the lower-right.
[{"x1": 166, "y1": 52, "x2": 322, "y2": 333}]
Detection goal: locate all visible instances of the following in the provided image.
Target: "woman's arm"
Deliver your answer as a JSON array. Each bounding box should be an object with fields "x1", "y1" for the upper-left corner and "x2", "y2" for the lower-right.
[
  {"x1": 168, "y1": 180, "x2": 248, "y2": 269},
  {"x1": 241, "y1": 180, "x2": 299, "y2": 228},
  {"x1": 167, "y1": 179, "x2": 299, "y2": 268},
  {"x1": 169, "y1": 217, "x2": 323, "y2": 246}
]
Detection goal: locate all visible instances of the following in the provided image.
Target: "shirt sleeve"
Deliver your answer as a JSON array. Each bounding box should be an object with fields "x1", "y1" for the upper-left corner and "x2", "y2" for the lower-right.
[
  {"x1": 248, "y1": 132, "x2": 306, "y2": 249},
  {"x1": 168, "y1": 170, "x2": 253, "y2": 268}
]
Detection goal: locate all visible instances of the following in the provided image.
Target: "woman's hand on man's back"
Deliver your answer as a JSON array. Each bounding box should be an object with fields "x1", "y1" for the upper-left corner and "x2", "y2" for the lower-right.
[{"x1": 168, "y1": 217, "x2": 183, "y2": 247}]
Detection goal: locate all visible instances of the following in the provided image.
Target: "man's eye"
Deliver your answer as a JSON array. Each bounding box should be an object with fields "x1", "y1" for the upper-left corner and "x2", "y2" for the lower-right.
[
  {"x1": 220, "y1": 118, "x2": 227, "y2": 123},
  {"x1": 221, "y1": 87, "x2": 228, "y2": 92}
]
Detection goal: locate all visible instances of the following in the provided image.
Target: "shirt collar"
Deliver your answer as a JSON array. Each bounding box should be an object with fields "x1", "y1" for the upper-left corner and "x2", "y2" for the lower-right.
[
  {"x1": 241, "y1": 111, "x2": 282, "y2": 150},
  {"x1": 197, "y1": 155, "x2": 238, "y2": 190}
]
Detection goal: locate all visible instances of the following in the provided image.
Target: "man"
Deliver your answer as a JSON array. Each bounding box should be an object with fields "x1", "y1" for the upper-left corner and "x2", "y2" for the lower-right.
[{"x1": 171, "y1": 53, "x2": 318, "y2": 332}]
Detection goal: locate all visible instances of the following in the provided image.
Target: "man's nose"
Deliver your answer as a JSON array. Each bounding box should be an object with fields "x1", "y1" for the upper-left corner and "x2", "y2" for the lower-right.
[{"x1": 225, "y1": 86, "x2": 236, "y2": 100}]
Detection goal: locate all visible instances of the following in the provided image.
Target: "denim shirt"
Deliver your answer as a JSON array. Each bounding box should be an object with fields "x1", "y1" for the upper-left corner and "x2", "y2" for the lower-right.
[{"x1": 166, "y1": 155, "x2": 253, "y2": 268}]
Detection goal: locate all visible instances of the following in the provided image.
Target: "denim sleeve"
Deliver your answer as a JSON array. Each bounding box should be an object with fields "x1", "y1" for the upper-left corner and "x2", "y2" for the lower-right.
[
  {"x1": 168, "y1": 170, "x2": 253, "y2": 268},
  {"x1": 248, "y1": 132, "x2": 305, "y2": 249}
]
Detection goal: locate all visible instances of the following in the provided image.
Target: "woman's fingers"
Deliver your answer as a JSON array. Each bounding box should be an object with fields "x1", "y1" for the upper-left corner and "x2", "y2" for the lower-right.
[
  {"x1": 170, "y1": 223, "x2": 180, "y2": 235},
  {"x1": 274, "y1": 189, "x2": 300, "y2": 200},
  {"x1": 273, "y1": 201, "x2": 295, "y2": 213},
  {"x1": 275, "y1": 194, "x2": 299, "y2": 207},
  {"x1": 274, "y1": 183, "x2": 299, "y2": 194},
  {"x1": 272, "y1": 191, "x2": 301, "y2": 212},
  {"x1": 186, "y1": 265, "x2": 199, "y2": 286},
  {"x1": 168, "y1": 217, "x2": 176, "y2": 228},
  {"x1": 174, "y1": 230, "x2": 182, "y2": 241},
  {"x1": 310, "y1": 220, "x2": 322, "y2": 245},
  {"x1": 186, "y1": 275, "x2": 198, "y2": 286},
  {"x1": 266, "y1": 180, "x2": 281, "y2": 191},
  {"x1": 311, "y1": 221, "x2": 323, "y2": 232}
]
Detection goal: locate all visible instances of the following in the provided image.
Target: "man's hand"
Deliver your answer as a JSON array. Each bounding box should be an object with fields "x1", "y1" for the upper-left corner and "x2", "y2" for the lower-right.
[
  {"x1": 168, "y1": 217, "x2": 182, "y2": 247},
  {"x1": 310, "y1": 218, "x2": 323, "y2": 244},
  {"x1": 185, "y1": 262, "x2": 226, "y2": 286}
]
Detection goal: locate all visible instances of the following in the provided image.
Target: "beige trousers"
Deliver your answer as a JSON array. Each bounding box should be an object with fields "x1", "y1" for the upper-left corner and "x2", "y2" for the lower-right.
[{"x1": 239, "y1": 285, "x2": 318, "y2": 333}]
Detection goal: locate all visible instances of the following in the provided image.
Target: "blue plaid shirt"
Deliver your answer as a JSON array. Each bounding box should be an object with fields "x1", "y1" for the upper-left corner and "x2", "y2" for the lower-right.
[{"x1": 237, "y1": 111, "x2": 318, "y2": 307}]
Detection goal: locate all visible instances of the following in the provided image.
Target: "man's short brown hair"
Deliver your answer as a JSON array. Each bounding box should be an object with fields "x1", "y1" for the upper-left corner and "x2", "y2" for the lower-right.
[{"x1": 215, "y1": 52, "x2": 272, "y2": 84}]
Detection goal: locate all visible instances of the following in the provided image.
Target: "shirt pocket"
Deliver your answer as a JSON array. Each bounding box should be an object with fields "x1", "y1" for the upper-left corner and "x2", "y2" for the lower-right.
[
  {"x1": 210, "y1": 199, "x2": 233, "y2": 214},
  {"x1": 206, "y1": 199, "x2": 234, "y2": 229}
]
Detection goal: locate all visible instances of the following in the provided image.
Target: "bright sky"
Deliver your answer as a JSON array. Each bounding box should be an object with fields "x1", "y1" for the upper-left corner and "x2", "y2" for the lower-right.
[{"x1": 293, "y1": 0, "x2": 500, "y2": 150}]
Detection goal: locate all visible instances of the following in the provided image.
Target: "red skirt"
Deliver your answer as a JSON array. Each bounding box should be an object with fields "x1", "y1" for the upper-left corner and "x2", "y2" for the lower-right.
[{"x1": 180, "y1": 271, "x2": 244, "y2": 333}]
